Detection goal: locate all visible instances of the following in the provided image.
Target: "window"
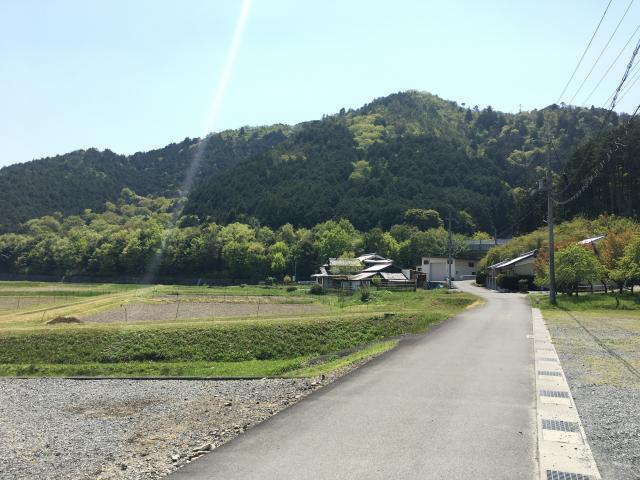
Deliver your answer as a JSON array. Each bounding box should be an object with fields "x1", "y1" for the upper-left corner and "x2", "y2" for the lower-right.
[
  {"x1": 423, "y1": 259, "x2": 429, "y2": 264},
  {"x1": 468, "y1": 262, "x2": 474, "y2": 267}
]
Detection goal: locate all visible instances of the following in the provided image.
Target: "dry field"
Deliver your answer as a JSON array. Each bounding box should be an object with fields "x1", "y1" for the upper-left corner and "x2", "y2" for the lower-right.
[{"x1": 82, "y1": 300, "x2": 328, "y2": 324}]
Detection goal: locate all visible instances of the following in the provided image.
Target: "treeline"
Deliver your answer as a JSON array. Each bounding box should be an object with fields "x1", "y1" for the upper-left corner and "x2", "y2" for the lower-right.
[
  {"x1": 0, "y1": 90, "x2": 623, "y2": 235},
  {"x1": 0, "y1": 190, "x2": 476, "y2": 281},
  {"x1": 480, "y1": 215, "x2": 640, "y2": 294},
  {"x1": 559, "y1": 120, "x2": 640, "y2": 221}
]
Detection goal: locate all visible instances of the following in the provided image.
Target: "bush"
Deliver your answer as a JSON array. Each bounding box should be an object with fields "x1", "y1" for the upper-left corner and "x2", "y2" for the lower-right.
[
  {"x1": 264, "y1": 277, "x2": 276, "y2": 286},
  {"x1": 360, "y1": 288, "x2": 372, "y2": 302},
  {"x1": 475, "y1": 271, "x2": 487, "y2": 286},
  {"x1": 497, "y1": 274, "x2": 535, "y2": 291},
  {"x1": 518, "y1": 278, "x2": 529, "y2": 293},
  {"x1": 283, "y1": 275, "x2": 292, "y2": 285},
  {"x1": 309, "y1": 284, "x2": 324, "y2": 295},
  {"x1": 286, "y1": 286, "x2": 297, "y2": 292}
]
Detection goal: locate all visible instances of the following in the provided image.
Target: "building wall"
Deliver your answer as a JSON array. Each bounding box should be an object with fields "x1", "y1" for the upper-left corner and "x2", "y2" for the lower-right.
[
  {"x1": 418, "y1": 257, "x2": 478, "y2": 281},
  {"x1": 511, "y1": 258, "x2": 536, "y2": 276}
]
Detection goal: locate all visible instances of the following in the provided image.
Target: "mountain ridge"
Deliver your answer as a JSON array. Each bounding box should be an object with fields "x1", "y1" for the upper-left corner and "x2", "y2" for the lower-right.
[{"x1": 0, "y1": 90, "x2": 624, "y2": 234}]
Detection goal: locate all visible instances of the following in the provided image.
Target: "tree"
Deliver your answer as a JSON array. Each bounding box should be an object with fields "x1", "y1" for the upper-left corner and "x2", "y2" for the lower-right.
[
  {"x1": 403, "y1": 209, "x2": 443, "y2": 230},
  {"x1": 542, "y1": 244, "x2": 603, "y2": 295},
  {"x1": 314, "y1": 219, "x2": 361, "y2": 261},
  {"x1": 610, "y1": 235, "x2": 640, "y2": 293},
  {"x1": 270, "y1": 252, "x2": 286, "y2": 276}
]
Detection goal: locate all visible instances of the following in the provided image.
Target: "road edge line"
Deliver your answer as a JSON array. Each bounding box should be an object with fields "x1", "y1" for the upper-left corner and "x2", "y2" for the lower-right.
[{"x1": 532, "y1": 307, "x2": 601, "y2": 480}]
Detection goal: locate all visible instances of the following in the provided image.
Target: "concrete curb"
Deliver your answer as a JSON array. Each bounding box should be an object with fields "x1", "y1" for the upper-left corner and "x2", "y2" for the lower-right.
[{"x1": 532, "y1": 308, "x2": 601, "y2": 480}]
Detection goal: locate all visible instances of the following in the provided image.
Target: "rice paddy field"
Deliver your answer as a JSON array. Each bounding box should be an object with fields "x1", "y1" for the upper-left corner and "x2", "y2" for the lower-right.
[{"x1": 0, "y1": 281, "x2": 476, "y2": 378}]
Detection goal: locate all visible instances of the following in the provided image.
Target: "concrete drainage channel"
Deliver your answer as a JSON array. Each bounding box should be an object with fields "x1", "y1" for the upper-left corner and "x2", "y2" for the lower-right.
[{"x1": 532, "y1": 308, "x2": 601, "y2": 480}]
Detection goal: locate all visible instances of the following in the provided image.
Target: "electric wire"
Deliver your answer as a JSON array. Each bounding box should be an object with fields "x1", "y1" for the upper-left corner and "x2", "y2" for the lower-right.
[
  {"x1": 553, "y1": 37, "x2": 640, "y2": 206},
  {"x1": 602, "y1": 58, "x2": 640, "y2": 105},
  {"x1": 616, "y1": 68, "x2": 640, "y2": 102},
  {"x1": 557, "y1": 0, "x2": 613, "y2": 103},
  {"x1": 582, "y1": 22, "x2": 640, "y2": 106},
  {"x1": 608, "y1": 59, "x2": 640, "y2": 103},
  {"x1": 568, "y1": 0, "x2": 636, "y2": 105}
]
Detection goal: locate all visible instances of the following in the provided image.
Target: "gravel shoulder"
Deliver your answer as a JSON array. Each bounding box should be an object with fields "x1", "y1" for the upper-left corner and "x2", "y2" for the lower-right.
[
  {"x1": 543, "y1": 309, "x2": 640, "y2": 480},
  {"x1": 0, "y1": 358, "x2": 372, "y2": 479}
]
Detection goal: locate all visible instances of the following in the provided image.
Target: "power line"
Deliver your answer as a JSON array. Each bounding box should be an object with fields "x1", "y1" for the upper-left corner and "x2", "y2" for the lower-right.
[
  {"x1": 602, "y1": 57, "x2": 640, "y2": 105},
  {"x1": 553, "y1": 37, "x2": 640, "y2": 206},
  {"x1": 568, "y1": 0, "x2": 636, "y2": 105},
  {"x1": 557, "y1": 0, "x2": 613, "y2": 103},
  {"x1": 617, "y1": 67, "x2": 640, "y2": 102},
  {"x1": 582, "y1": 22, "x2": 640, "y2": 106}
]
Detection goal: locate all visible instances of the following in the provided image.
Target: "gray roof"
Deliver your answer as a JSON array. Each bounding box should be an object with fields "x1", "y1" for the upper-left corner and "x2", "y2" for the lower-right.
[
  {"x1": 362, "y1": 262, "x2": 394, "y2": 272},
  {"x1": 578, "y1": 235, "x2": 606, "y2": 245},
  {"x1": 348, "y1": 272, "x2": 377, "y2": 281},
  {"x1": 380, "y1": 272, "x2": 409, "y2": 281},
  {"x1": 328, "y1": 258, "x2": 363, "y2": 267},
  {"x1": 488, "y1": 250, "x2": 537, "y2": 270}
]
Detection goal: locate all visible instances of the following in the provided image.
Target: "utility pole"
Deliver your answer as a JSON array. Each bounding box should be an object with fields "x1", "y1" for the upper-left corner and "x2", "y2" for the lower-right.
[
  {"x1": 447, "y1": 211, "x2": 453, "y2": 289},
  {"x1": 546, "y1": 123, "x2": 557, "y2": 305}
]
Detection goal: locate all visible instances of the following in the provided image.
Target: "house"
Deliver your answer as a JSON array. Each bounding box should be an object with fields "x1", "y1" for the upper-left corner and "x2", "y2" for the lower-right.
[
  {"x1": 312, "y1": 253, "x2": 415, "y2": 291},
  {"x1": 417, "y1": 256, "x2": 479, "y2": 282},
  {"x1": 415, "y1": 238, "x2": 510, "y2": 283},
  {"x1": 486, "y1": 250, "x2": 537, "y2": 290}
]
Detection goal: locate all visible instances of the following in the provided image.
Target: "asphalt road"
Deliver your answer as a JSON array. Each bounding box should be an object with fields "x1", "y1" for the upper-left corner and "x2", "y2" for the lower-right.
[{"x1": 169, "y1": 282, "x2": 537, "y2": 479}]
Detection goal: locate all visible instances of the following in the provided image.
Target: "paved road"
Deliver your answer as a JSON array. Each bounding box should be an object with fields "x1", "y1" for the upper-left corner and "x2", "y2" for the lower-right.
[{"x1": 169, "y1": 282, "x2": 537, "y2": 479}]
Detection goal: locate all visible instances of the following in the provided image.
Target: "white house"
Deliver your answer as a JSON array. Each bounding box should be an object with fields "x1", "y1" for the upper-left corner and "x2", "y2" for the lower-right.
[
  {"x1": 312, "y1": 253, "x2": 415, "y2": 290},
  {"x1": 417, "y1": 256, "x2": 478, "y2": 282}
]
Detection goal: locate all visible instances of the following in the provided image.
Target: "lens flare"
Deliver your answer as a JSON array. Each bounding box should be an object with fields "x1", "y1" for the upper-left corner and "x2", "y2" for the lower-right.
[{"x1": 143, "y1": 0, "x2": 251, "y2": 283}]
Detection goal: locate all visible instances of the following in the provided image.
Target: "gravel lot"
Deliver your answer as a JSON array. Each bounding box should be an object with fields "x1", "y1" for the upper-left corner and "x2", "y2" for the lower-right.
[
  {"x1": 545, "y1": 311, "x2": 640, "y2": 480},
  {"x1": 83, "y1": 301, "x2": 327, "y2": 323},
  {"x1": 0, "y1": 377, "x2": 328, "y2": 479}
]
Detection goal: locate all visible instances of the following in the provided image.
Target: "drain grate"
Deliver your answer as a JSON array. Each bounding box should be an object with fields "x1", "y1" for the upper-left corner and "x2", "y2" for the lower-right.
[
  {"x1": 542, "y1": 419, "x2": 579, "y2": 432},
  {"x1": 546, "y1": 470, "x2": 592, "y2": 480},
  {"x1": 538, "y1": 370, "x2": 563, "y2": 376},
  {"x1": 540, "y1": 390, "x2": 570, "y2": 398}
]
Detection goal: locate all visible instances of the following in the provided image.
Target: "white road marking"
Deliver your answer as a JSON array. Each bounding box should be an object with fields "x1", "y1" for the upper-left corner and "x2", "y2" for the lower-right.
[{"x1": 532, "y1": 308, "x2": 601, "y2": 479}]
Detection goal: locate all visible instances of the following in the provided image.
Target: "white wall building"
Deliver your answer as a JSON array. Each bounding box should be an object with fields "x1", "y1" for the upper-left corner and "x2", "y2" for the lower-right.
[{"x1": 417, "y1": 256, "x2": 478, "y2": 282}]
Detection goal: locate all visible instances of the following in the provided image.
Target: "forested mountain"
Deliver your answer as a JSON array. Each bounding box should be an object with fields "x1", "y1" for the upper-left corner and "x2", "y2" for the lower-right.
[
  {"x1": 0, "y1": 126, "x2": 289, "y2": 232},
  {"x1": 0, "y1": 90, "x2": 629, "y2": 235},
  {"x1": 558, "y1": 121, "x2": 640, "y2": 220}
]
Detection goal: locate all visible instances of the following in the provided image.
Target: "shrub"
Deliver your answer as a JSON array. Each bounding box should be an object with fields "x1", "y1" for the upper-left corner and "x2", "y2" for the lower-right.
[
  {"x1": 475, "y1": 271, "x2": 487, "y2": 286},
  {"x1": 518, "y1": 278, "x2": 529, "y2": 293},
  {"x1": 286, "y1": 286, "x2": 297, "y2": 292},
  {"x1": 360, "y1": 288, "x2": 371, "y2": 302},
  {"x1": 309, "y1": 284, "x2": 324, "y2": 295},
  {"x1": 498, "y1": 274, "x2": 534, "y2": 291},
  {"x1": 283, "y1": 275, "x2": 292, "y2": 285}
]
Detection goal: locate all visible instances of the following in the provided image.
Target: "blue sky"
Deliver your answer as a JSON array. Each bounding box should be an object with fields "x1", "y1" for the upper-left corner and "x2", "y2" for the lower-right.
[{"x1": 1, "y1": 0, "x2": 638, "y2": 167}]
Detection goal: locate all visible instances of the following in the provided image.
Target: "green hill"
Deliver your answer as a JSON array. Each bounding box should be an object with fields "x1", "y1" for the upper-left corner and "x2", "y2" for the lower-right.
[{"x1": 0, "y1": 90, "x2": 625, "y2": 234}]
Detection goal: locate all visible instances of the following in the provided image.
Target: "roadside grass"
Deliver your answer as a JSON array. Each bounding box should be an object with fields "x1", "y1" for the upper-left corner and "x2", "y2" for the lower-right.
[
  {"x1": 0, "y1": 341, "x2": 400, "y2": 378},
  {"x1": 0, "y1": 281, "x2": 475, "y2": 378},
  {"x1": 0, "y1": 358, "x2": 307, "y2": 378},
  {"x1": 531, "y1": 291, "x2": 640, "y2": 312},
  {"x1": 0, "y1": 312, "x2": 449, "y2": 364},
  {"x1": 284, "y1": 340, "x2": 398, "y2": 377},
  {"x1": 533, "y1": 291, "x2": 640, "y2": 388}
]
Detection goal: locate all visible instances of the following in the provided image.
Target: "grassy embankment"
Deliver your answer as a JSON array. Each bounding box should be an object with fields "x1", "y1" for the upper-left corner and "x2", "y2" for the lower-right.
[
  {"x1": 531, "y1": 293, "x2": 640, "y2": 387},
  {"x1": 0, "y1": 282, "x2": 475, "y2": 378}
]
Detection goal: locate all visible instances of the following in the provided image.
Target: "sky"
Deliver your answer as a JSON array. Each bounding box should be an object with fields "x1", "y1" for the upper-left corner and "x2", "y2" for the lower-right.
[{"x1": 1, "y1": 0, "x2": 639, "y2": 167}]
